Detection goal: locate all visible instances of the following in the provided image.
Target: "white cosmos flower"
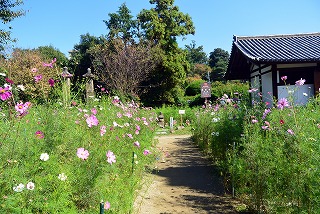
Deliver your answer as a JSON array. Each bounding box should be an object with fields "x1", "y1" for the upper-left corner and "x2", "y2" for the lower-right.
[
  {"x1": 40, "y1": 153, "x2": 49, "y2": 161},
  {"x1": 17, "y1": 85, "x2": 26, "y2": 91},
  {"x1": 13, "y1": 183, "x2": 25, "y2": 192},
  {"x1": 58, "y1": 173, "x2": 67, "y2": 181},
  {"x1": 26, "y1": 182, "x2": 35, "y2": 190}
]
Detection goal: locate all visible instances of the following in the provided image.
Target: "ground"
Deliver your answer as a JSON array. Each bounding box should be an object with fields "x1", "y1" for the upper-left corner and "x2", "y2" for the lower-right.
[{"x1": 134, "y1": 135, "x2": 245, "y2": 214}]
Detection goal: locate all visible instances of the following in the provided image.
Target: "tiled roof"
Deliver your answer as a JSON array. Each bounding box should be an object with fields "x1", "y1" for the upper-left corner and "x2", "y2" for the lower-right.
[
  {"x1": 225, "y1": 33, "x2": 320, "y2": 80},
  {"x1": 233, "y1": 32, "x2": 320, "y2": 62}
]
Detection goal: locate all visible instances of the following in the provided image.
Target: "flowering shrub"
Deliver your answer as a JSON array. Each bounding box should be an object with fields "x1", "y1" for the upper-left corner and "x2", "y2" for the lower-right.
[
  {"x1": 0, "y1": 49, "x2": 62, "y2": 103},
  {"x1": 193, "y1": 78, "x2": 320, "y2": 213}
]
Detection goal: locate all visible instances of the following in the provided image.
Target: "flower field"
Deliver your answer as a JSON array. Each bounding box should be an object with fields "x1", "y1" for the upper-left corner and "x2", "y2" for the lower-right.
[
  {"x1": 0, "y1": 90, "x2": 158, "y2": 213},
  {"x1": 192, "y1": 78, "x2": 320, "y2": 213}
]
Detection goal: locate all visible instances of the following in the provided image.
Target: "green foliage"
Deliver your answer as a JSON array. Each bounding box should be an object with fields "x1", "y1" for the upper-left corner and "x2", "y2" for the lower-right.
[
  {"x1": 0, "y1": 97, "x2": 158, "y2": 213},
  {"x1": 185, "y1": 40, "x2": 208, "y2": 64},
  {"x1": 211, "y1": 80, "x2": 249, "y2": 101},
  {"x1": 37, "y1": 45, "x2": 68, "y2": 67},
  {"x1": 137, "y1": 0, "x2": 195, "y2": 105},
  {"x1": 192, "y1": 89, "x2": 320, "y2": 213},
  {"x1": 208, "y1": 48, "x2": 229, "y2": 81},
  {"x1": 104, "y1": 3, "x2": 138, "y2": 42},
  {"x1": 69, "y1": 33, "x2": 106, "y2": 78},
  {"x1": 0, "y1": 0, "x2": 25, "y2": 52},
  {"x1": 185, "y1": 79, "x2": 205, "y2": 96}
]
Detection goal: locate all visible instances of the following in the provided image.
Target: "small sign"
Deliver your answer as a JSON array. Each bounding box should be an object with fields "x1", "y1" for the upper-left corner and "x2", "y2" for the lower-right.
[
  {"x1": 178, "y1": 110, "x2": 185, "y2": 114},
  {"x1": 201, "y1": 82, "x2": 211, "y2": 98},
  {"x1": 170, "y1": 117, "x2": 174, "y2": 130}
]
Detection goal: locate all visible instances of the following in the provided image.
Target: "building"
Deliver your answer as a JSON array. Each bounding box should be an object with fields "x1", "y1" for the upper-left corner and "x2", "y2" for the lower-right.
[{"x1": 225, "y1": 32, "x2": 320, "y2": 106}]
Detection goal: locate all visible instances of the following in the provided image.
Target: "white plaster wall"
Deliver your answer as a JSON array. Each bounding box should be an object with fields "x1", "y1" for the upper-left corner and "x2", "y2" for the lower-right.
[
  {"x1": 277, "y1": 84, "x2": 314, "y2": 105},
  {"x1": 261, "y1": 71, "x2": 273, "y2": 106}
]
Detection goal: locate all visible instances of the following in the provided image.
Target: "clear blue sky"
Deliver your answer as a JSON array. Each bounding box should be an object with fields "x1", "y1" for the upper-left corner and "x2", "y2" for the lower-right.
[{"x1": 8, "y1": 0, "x2": 320, "y2": 57}]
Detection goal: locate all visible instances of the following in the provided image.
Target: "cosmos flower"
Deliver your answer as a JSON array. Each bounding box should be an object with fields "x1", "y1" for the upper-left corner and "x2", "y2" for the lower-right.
[
  {"x1": 40, "y1": 153, "x2": 49, "y2": 161},
  {"x1": 106, "y1": 150, "x2": 116, "y2": 165},
  {"x1": 77, "y1": 148, "x2": 89, "y2": 160}
]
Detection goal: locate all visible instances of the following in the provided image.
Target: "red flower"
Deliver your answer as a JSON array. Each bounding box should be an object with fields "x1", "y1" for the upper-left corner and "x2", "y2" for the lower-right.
[
  {"x1": 5, "y1": 78, "x2": 14, "y2": 84},
  {"x1": 280, "y1": 119, "x2": 285, "y2": 125}
]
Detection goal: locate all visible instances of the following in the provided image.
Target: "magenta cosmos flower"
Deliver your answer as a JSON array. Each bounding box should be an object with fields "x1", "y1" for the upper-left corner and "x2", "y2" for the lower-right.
[
  {"x1": 0, "y1": 86, "x2": 12, "y2": 101},
  {"x1": 48, "y1": 78, "x2": 55, "y2": 87},
  {"x1": 35, "y1": 130, "x2": 44, "y2": 139},
  {"x1": 281, "y1": 76, "x2": 287, "y2": 81},
  {"x1": 77, "y1": 148, "x2": 89, "y2": 160},
  {"x1": 106, "y1": 150, "x2": 116, "y2": 165},
  {"x1": 86, "y1": 114, "x2": 99, "y2": 127},
  {"x1": 277, "y1": 98, "x2": 290, "y2": 110}
]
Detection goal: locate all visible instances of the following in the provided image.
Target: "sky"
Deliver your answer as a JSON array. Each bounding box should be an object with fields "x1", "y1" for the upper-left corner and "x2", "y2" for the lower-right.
[{"x1": 7, "y1": 0, "x2": 320, "y2": 57}]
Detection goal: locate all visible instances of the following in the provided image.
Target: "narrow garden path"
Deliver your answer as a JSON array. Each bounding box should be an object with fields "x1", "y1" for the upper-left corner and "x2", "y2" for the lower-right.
[{"x1": 134, "y1": 135, "x2": 243, "y2": 214}]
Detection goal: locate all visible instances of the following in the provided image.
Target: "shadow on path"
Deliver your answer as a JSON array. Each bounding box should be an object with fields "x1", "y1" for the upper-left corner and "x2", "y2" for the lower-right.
[{"x1": 145, "y1": 135, "x2": 243, "y2": 214}]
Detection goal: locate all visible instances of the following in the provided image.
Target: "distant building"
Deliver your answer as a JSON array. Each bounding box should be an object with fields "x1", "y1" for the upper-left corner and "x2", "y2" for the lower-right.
[{"x1": 225, "y1": 32, "x2": 320, "y2": 106}]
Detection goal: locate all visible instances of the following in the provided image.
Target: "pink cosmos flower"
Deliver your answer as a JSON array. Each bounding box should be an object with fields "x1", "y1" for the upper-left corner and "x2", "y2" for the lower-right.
[
  {"x1": 287, "y1": 129, "x2": 295, "y2": 135},
  {"x1": 127, "y1": 133, "x2": 133, "y2": 139},
  {"x1": 277, "y1": 98, "x2": 290, "y2": 110},
  {"x1": 48, "y1": 78, "x2": 55, "y2": 87},
  {"x1": 35, "y1": 130, "x2": 44, "y2": 139},
  {"x1": 143, "y1": 150, "x2": 152, "y2": 155},
  {"x1": 91, "y1": 108, "x2": 97, "y2": 115},
  {"x1": 77, "y1": 148, "x2": 89, "y2": 160},
  {"x1": 133, "y1": 141, "x2": 140, "y2": 148},
  {"x1": 135, "y1": 129, "x2": 140, "y2": 135},
  {"x1": 136, "y1": 125, "x2": 141, "y2": 131},
  {"x1": 261, "y1": 125, "x2": 269, "y2": 130},
  {"x1": 15, "y1": 102, "x2": 28, "y2": 114},
  {"x1": 104, "y1": 201, "x2": 111, "y2": 210},
  {"x1": 106, "y1": 150, "x2": 116, "y2": 165},
  {"x1": 248, "y1": 88, "x2": 258, "y2": 93},
  {"x1": 0, "y1": 86, "x2": 12, "y2": 101},
  {"x1": 34, "y1": 75, "x2": 42, "y2": 83},
  {"x1": 86, "y1": 114, "x2": 99, "y2": 127},
  {"x1": 281, "y1": 76, "x2": 287, "y2": 81},
  {"x1": 100, "y1": 125, "x2": 106, "y2": 136},
  {"x1": 116, "y1": 112, "x2": 122, "y2": 118},
  {"x1": 251, "y1": 119, "x2": 258, "y2": 124},
  {"x1": 295, "y1": 78, "x2": 306, "y2": 86}
]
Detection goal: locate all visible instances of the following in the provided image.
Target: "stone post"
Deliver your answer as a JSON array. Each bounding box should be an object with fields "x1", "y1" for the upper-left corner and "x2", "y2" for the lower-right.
[
  {"x1": 82, "y1": 68, "x2": 95, "y2": 102},
  {"x1": 61, "y1": 67, "x2": 73, "y2": 107}
]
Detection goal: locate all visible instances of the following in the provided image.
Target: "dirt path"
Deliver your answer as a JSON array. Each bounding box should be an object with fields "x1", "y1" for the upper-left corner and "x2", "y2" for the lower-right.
[{"x1": 134, "y1": 135, "x2": 242, "y2": 214}]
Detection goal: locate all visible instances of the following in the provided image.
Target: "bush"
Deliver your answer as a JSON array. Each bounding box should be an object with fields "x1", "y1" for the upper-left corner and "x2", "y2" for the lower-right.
[{"x1": 185, "y1": 79, "x2": 205, "y2": 96}]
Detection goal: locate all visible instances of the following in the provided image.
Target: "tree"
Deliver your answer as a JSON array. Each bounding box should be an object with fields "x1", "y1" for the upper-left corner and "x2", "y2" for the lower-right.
[
  {"x1": 37, "y1": 45, "x2": 68, "y2": 67},
  {"x1": 68, "y1": 33, "x2": 106, "y2": 77},
  {"x1": 184, "y1": 40, "x2": 208, "y2": 78},
  {"x1": 208, "y1": 48, "x2": 229, "y2": 81},
  {"x1": 104, "y1": 3, "x2": 138, "y2": 42},
  {"x1": 185, "y1": 40, "x2": 207, "y2": 64},
  {"x1": 137, "y1": 0, "x2": 195, "y2": 104},
  {"x1": 0, "y1": 0, "x2": 25, "y2": 52},
  {"x1": 89, "y1": 39, "x2": 161, "y2": 98}
]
